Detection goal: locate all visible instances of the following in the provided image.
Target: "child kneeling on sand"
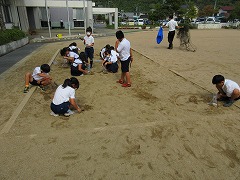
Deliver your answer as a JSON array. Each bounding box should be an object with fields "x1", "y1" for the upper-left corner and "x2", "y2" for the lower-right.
[
  {"x1": 212, "y1": 74, "x2": 240, "y2": 107},
  {"x1": 102, "y1": 47, "x2": 119, "y2": 73},
  {"x1": 23, "y1": 64, "x2": 52, "y2": 93},
  {"x1": 100, "y1": 44, "x2": 111, "y2": 60},
  {"x1": 50, "y1": 77, "x2": 82, "y2": 117},
  {"x1": 71, "y1": 52, "x2": 89, "y2": 76}
]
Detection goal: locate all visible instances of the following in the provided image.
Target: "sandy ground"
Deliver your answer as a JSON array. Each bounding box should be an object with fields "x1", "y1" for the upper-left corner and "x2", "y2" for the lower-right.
[{"x1": 0, "y1": 29, "x2": 240, "y2": 179}]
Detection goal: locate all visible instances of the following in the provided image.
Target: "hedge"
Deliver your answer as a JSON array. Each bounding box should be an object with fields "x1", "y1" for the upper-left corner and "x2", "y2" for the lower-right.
[{"x1": 0, "y1": 29, "x2": 26, "y2": 46}]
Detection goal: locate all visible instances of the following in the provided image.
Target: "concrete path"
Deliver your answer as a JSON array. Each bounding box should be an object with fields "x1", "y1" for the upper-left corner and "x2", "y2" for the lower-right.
[{"x1": 0, "y1": 43, "x2": 44, "y2": 75}]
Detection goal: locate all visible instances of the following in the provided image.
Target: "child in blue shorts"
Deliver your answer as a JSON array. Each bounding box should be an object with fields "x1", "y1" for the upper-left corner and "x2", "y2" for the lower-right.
[{"x1": 23, "y1": 64, "x2": 52, "y2": 93}]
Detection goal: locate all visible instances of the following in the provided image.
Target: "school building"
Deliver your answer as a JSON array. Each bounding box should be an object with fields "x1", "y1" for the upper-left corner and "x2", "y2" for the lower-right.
[{"x1": 0, "y1": 0, "x2": 118, "y2": 32}]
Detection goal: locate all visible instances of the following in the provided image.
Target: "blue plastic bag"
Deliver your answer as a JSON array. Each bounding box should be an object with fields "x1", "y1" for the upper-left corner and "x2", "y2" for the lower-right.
[{"x1": 156, "y1": 27, "x2": 163, "y2": 44}]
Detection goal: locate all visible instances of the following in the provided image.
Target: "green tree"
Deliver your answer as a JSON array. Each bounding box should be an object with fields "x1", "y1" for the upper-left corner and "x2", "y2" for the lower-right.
[
  {"x1": 229, "y1": 1, "x2": 240, "y2": 20},
  {"x1": 184, "y1": 2, "x2": 198, "y2": 20},
  {"x1": 148, "y1": 3, "x2": 169, "y2": 22},
  {"x1": 163, "y1": 0, "x2": 185, "y2": 15},
  {"x1": 198, "y1": 5, "x2": 215, "y2": 17}
]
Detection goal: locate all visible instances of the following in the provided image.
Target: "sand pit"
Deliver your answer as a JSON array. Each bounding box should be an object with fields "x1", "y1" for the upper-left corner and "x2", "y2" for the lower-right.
[{"x1": 0, "y1": 29, "x2": 240, "y2": 179}]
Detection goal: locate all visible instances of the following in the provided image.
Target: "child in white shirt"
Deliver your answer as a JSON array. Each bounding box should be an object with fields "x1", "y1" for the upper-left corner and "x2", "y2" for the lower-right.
[
  {"x1": 83, "y1": 27, "x2": 94, "y2": 68},
  {"x1": 70, "y1": 52, "x2": 89, "y2": 76},
  {"x1": 212, "y1": 74, "x2": 240, "y2": 107},
  {"x1": 102, "y1": 47, "x2": 119, "y2": 73},
  {"x1": 23, "y1": 64, "x2": 52, "y2": 93},
  {"x1": 68, "y1": 42, "x2": 80, "y2": 54},
  {"x1": 100, "y1": 44, "x2": 111, "y2": 60},
  {"x1": 50, "y1": 77, "x2": 82, "y2": 117}
]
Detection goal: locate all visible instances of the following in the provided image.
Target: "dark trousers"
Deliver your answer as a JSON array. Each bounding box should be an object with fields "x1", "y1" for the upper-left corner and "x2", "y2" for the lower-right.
[
  {"x1": 85, "y1": 47, "x2": 94, "y2": 68},
  {"x1": 168, "y1": 30, "x2": 175, "y2": 48},
  {"x1": 51, "y1": 102, "x2": 70, "y2": 114}
]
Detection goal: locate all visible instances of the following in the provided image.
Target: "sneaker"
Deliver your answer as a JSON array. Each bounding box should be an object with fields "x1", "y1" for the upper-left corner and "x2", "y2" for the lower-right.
[
  {"x1": 122, "y1": 83, "x2": 131, "y2": 87},
  {"x1": 64, "y1": 110, "x2": 75, "y2": 117},
  {"x1": 23, "y1": 86, "x2": 30, "y2": 93},
  {"x1": 50, "y1": 111, "x2": 59, "y2": 117},
  {"x1": 223, "y1": 100, "x2": 235, "y2": 107},
  {"x1": 103, "y1": 69, "x2": 108, "y2": 74}
]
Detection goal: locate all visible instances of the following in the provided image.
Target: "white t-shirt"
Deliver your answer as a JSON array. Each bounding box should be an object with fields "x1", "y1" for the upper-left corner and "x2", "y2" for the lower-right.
[
  {"x1": 223, "y1": 79, "x2": 240, "y2": 97},
  {"x1": 84, "y1": 35, "x2": 94, "y2": 47},
  {"x1": 72, "y1": 59, "x2": 83, "y2": 67},
  {"x1": 32, "y1": 67, "x2": 48, "y2": 81},
  {"x1": 117, "y1": 38, "x2": 131, "y2": 61},
  {"x1": 110, "y1": 50, "x2": 119, "y2": 63},
  {"x1": 52, "y1": 85, "x2": 75, "y2": 105},
  {"x1": 166, "y1": 19, "x2": 178, "y2": 32},
  {"x1": 100, "y1": 47, "x2": 106, "y2": 59},
  {"x1": 69, "y1": 45, "x2": 80, "y2": 51},
  {"x1": 68, "y1": 51, "x2": 79, "y2": 59}
]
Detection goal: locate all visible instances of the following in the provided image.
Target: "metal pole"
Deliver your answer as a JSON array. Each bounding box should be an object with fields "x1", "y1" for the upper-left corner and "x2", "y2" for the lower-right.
[
  {"x1": 214, "y1": 0, "x2": 217, "y2": 10},
  {"x1": 213, "y1": 0, "x2": 217, "y2": 17},
  {"x1": 83, "y1": 0, "x2": 86, "y2": 32},
  {"x1": 45, "y1": 0, "x2": 51, "y2": 38},
  {"x1": 66, "y1": 0, "x2": 71, "y2": 35}
]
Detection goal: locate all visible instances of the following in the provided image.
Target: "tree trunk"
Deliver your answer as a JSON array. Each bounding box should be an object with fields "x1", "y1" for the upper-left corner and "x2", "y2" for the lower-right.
[{"x1": 0, "y1": 0, "x2": 6, "y2": 30}]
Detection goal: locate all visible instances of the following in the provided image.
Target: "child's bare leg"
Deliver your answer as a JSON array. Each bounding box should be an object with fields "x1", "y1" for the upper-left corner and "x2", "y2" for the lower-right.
[
  {"x1": 223, "y1": 89, "x2": 240, "y2": 107},
  {"x1": 25, "y1": 72, "x2": 32, "y2": 86},
  {"x1": 231, "y1": 89, "x2": 240, "y2": 100},
  {"x1": 121, "y1": 72, "x2": 126, "y2": 82},
  {"x1": 40, "y1": 78, "x2": 52, "y2": 86},
  {"x1": 125, "y1": 72, "x2": 131, "y2": 84},
  {"x1": 24, "y1": 72, "x2": 33, "y2": 93}
]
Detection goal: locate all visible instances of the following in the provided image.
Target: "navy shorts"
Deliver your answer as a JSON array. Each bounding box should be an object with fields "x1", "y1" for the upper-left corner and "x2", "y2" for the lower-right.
[
  {"x1": 71, "y1": 65, "x2": 83, "y2": 76},
  {"x1": 85, "y1": 47, "x2": 94, "y2": 60},
  {"x1": 106, "y1": 62, "x2": 118, "y2": 73},
  {"x1": 30, "y1": 79, "x2": 40, "y2": 86},
  {"x1": 51, "y1": 102, "x2": 70, "y2": 114},
  {"x1": 120, "y1": 57, "x2": 131, "y2": 73}
]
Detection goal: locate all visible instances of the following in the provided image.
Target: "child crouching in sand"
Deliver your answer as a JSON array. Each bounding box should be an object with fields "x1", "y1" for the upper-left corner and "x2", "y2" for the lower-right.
[
  {"x1": 212, "y1": 74, "x2": 240, "y2": 107},
  {"x1": 71, "y1": 52, "x2": 89, "y2": 76},
  {"x1": 50, "y1": 77, "x2": 82, "y2": 117},
  {"x1": 23, "y1": 64, "x2": 52, "y2": 93}
]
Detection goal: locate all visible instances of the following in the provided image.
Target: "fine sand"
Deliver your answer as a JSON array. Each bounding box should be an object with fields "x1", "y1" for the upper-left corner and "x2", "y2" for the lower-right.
[{"x1": 0, "y1": 29, "x2": 240, "y2": 179}]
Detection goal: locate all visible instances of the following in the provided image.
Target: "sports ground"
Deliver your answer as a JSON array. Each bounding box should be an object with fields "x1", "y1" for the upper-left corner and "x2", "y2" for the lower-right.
[{"x1": 0, "y1": 28, "x2": 240, "y2": 179}]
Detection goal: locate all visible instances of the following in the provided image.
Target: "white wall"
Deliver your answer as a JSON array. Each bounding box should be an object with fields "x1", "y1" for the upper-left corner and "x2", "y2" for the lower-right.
[{"x1": 197, "y1": 24, "x2": 222, "y2": 29}]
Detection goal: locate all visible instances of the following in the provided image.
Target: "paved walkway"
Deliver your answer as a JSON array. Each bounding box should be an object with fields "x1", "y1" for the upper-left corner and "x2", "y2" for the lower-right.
[{"x1": 0, "y1": 43, "x2": 44, "y2": 75}]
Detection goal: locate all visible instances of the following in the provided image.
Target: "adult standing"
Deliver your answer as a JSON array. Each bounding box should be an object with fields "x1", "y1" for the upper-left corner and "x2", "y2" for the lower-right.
[
  {"x1": 164, "y1": 15, "x2": 179, "y2": 49},
  {"x1": 60, "y1": 19, "x2": 64, "y2": 29},
  {"x1": 115, "y1": 30, "x2": 133, "y2": 87}
]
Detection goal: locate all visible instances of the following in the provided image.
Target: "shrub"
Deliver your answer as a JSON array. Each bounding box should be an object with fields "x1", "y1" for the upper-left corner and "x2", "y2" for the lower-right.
[
  {"x1": 106, "y1": 24, "x2": 114, "y2": 29},
  {"x1": 0, "y1": 29, "x2": 26, "y2": 46}
]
